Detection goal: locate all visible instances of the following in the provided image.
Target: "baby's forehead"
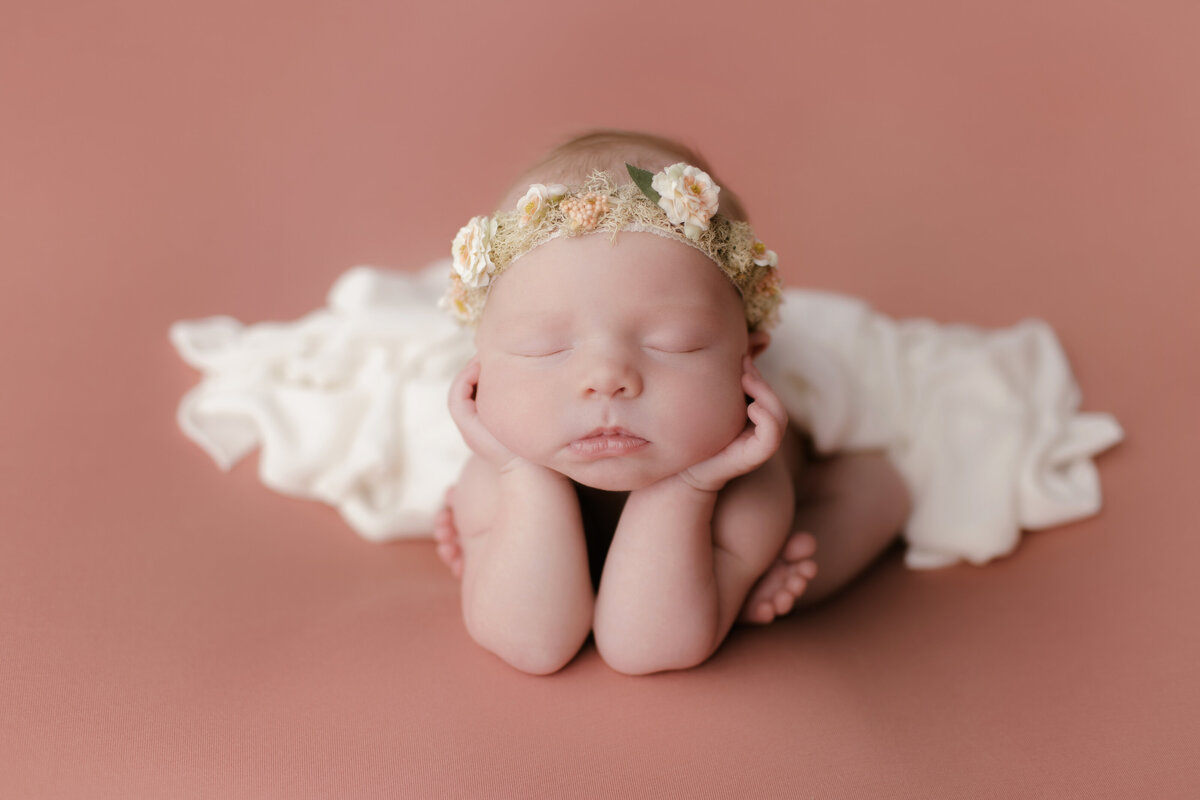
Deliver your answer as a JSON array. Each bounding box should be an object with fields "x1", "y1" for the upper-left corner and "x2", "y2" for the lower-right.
[
  {"x1": 490, "y1": 234, "x2": 741, "y2": 315},
  {"x1": 497, "y1": 284, "x2": 733, "y2": 324}
]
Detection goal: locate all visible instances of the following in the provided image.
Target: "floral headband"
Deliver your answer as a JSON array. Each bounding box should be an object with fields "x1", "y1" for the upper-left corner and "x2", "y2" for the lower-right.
[{"x1": 441, "y1": 163, "x2": 782, "y2": 330}]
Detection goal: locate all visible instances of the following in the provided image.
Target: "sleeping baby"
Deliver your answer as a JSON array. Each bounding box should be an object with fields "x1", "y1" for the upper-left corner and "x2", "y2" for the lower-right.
[
  {"x1": 171, "y1": 129, "x2": 1123, "y2": 678},
  {"x1": 433, "y1": 131, "x2": 912, "y2": 675}
]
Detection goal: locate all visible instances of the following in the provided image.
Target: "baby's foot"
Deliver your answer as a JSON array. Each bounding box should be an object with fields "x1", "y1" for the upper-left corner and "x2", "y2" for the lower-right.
[
  {"x1": 739, "y1": 532, "x2": 818, "y2": 625},
  {"x1": 432, "y1": 486, "x2": 464, "y2": 579}
]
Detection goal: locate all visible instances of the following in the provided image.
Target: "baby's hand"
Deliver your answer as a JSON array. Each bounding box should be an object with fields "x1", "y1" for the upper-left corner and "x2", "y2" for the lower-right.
[
  {"x1": 677, "y1": 357, "x2": 788, "y2": 493},
  {"x1": 449, "y1": 357, "x2": 523, "y2": 473}
]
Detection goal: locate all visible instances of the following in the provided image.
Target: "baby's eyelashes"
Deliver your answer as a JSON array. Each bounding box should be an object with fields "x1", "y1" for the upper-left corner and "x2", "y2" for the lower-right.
[
  {"x1": 643, "y1": 345, "x2": 704, "y2": 355},
  {"x1": 641, "y1": 336, "x2": 710, "y2": 354},
  {"x1": 509, "y1": 344, "x2": 573, "y2": 358},
  {"x1": 641, "y1": 325, "x2": 712, "y2": 355}
]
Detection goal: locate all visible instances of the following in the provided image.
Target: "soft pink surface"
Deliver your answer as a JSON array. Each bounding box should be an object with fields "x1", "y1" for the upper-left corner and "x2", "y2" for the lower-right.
[{"x1": 3, "y1": 1, "x2": 1198, "y2": 797}]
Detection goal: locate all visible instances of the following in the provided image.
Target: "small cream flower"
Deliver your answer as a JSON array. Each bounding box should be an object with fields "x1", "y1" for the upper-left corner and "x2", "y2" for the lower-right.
[
  {"x1": 651, "y1": 163, "x2": 720, "y2": 240},
  {"x1": 751, "y1": 241, "x2": 778, "y2": 268},
  {"x1": 438, "y1": 274, "x2": 471, "y2": 321},
  {"x1": 451, "y1": 216, "x2": 497, "y2": 289},
  {"x1": 516, "y1": 183, "x2": 569, "y2": 228}
]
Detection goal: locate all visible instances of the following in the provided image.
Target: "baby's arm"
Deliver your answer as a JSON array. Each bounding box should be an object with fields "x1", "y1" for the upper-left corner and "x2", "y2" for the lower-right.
[
  {"x1": 592, "y1": 359, "x2": 794, "y2": 675},
  {"x1": 449, "y1": 360, "x2": 594, "y2": 675}
]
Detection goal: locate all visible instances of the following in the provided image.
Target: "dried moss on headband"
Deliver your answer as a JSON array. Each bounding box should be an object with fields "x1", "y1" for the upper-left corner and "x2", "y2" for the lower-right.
[{"x1": 442, "y1": 164, "x2": 783, "y2": 331}]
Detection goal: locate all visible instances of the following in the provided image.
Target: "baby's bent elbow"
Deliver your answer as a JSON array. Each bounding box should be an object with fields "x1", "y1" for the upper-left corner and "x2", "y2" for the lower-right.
[
  {"x1": 594, "y1": 631, "x2": 716, "y2": 676},
  {"x1": 466, "y1": 615, "x2": 588, "y2": 676},
  {"x1": 502, "y1": 645, "x2": 579, "y2": 676}
]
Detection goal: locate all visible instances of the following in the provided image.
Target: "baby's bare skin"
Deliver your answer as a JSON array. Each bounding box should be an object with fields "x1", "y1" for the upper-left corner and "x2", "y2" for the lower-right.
[
  {"x1": 433, "y1": 116, "x2": 943, "y2": 675},
  {"x1": 438, "y1": 229, "x2": 914, "y2": 675},
  {"x1": 433, "y1": 463, "x2": 820, "y2": 625},
  {"x1": 435, "y1": 424, "x2": 911, "y2": 633}
]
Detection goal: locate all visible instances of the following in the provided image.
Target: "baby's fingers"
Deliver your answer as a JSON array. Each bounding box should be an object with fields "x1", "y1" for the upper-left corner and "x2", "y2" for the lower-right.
[
  {"x1": 743, "y1": 358, "x2": 788, "y2": 430},
  {"x1": 449, "y1": 357, "x2": 480, "y2": 399},
  {"x1": 448, "y1": 358, "x2": 509, "y2": 463},
  {"x1": 448, "y1": 360, "x2": 480, "y2": 423},
  {"x1": 742, "y1": 401, "x2": 785, "y2": 462}
]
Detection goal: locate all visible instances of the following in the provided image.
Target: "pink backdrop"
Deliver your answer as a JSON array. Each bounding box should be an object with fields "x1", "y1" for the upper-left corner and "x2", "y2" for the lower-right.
[{"x1": 3, "y1": 1, "x2": 1197, "y2": 796}]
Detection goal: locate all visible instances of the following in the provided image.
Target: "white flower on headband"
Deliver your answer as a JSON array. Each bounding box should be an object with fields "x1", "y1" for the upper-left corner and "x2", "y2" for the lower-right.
[
  {"x1": 752, "y1": 241, "x2": 778, "y2": 268},
  {"x1": 516, "y1": 183, "x2": 568, "y2": 228},
  {"x1": 451, "y1": 215, "x2": 497, "y2": 289},
  {"x1": 651, "y1": 163, "x2": 720, "y2": 241}
]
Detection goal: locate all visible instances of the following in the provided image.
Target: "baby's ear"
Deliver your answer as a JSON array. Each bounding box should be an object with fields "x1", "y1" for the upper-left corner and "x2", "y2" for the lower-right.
[{"x1": 747, "y1": 330, "x2": 770, "y2": 359}]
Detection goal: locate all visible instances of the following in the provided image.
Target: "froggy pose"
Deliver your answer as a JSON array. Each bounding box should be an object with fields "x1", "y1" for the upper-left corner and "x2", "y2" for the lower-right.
[{"x1": 434, "y1": 131, "x2": 912, "y2": 675}]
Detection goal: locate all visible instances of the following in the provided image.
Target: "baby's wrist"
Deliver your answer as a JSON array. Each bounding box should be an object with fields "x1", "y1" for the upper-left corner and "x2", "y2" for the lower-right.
[
  {"x1": 669, "y1": 464, "x2": 732, "y2": 495},
  {"x1": 496, "y1": 458, "x2": 567, "y2": 486},
  {"x1": 647, "y1": 472, "x2": 724, "y2": 501}
]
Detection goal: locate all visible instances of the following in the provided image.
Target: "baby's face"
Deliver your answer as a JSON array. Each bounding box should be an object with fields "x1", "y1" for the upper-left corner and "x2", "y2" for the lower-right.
[{"x1": 474, "y1": 232, "x2": 757, "y2": 491}]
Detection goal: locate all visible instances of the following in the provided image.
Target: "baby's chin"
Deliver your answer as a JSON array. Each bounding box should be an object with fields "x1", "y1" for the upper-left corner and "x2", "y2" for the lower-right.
[
  {"x1": 560, "y1": 452, "x2": 733, "y2": 492},
  {"x1": 557, "y1": 462, "x2": 667, "y2": 493},
  {"x1": 569, "y1": 475, "x2": 653, "y2": 493}
]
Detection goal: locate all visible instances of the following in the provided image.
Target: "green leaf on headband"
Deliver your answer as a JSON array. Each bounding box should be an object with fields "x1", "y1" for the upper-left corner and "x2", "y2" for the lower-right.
[{"x1": 627, "y1": 163, "x2": 661, "y2": 204}]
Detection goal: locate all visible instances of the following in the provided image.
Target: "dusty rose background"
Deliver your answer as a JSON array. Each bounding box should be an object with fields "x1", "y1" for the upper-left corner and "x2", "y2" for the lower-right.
[{"x1": 2, "y1": 1, "x2": 1197, "y2": 796}]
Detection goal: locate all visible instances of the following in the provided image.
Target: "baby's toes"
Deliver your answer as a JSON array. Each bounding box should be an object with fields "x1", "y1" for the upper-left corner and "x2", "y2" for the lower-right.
[
  {"x1": 749, "y1": 601, "x2": 776, "y2": 625},
  {"x1": 432, "y1": 510, "x2": 454, "y2": 542},
  {"x1": 436, "y1": 540, "x2": 460, "y2": 564},
  {"x1": 783, "y1": 531, "x2": 817, "y2": 562},
  {"x1": 772, "y1": 589, "x2": 796, "y2": 617},
  {"x1": 786, "y1": 560, "x2": 816, "y2": 597},
  {"x1": 436, "y1": 543, "x2": 464, "y2": 578}
]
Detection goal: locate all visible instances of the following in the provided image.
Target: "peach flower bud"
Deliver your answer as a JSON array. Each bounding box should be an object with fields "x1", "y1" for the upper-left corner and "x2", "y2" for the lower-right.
[{"x1": 560, "y1": 192, "x2": 610, "y2": 232}]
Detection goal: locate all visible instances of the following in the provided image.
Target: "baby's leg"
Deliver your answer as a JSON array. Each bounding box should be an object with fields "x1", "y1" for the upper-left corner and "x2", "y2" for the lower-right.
[
  {"x1": 738, "y1": 427, "x2": 821, "y2": 624},
  {"x1": 739, "y1": 432, "x2": 911, "y2": 622},
  {"x1": 789, "y1": 450, "x2": 912, "y2": 608},
  {"x1": 738, "y1": 532, "x2": 819, "y2": 624}
]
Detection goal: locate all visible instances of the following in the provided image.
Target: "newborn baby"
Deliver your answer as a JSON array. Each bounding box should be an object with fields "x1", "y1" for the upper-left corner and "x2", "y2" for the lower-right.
[{"x1": 434, "y1": 130, "x2": 911, "y2": 675}]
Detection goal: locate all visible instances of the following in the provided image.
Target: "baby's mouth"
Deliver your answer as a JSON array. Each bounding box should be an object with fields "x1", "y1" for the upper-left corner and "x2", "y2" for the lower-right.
[{"x1": 569, "y1": 427, "x2": 648, "y2": 458}]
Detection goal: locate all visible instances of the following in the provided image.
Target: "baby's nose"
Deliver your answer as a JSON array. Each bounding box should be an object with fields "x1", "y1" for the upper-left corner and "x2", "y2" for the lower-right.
[{"x1": 582, "y1": 354, "x2": 643, "y2": 399}]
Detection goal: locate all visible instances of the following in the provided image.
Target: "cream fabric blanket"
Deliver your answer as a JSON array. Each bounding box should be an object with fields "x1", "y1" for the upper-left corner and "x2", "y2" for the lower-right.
[{"x1": 170, "y1": 262, "x2": 1123, "y2": 569}]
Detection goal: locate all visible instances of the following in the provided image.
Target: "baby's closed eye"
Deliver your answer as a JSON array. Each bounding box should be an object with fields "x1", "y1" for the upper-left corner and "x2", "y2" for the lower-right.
[
  {"x1": 506, "y1": 339, "x2": 573, "y2": 358},
  {"x1": 642, "y1": 331, "x2": 711, "y2": 354}
]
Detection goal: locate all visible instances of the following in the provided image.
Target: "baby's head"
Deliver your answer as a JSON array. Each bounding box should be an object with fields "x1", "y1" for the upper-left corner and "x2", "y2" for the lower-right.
[
  {"x1": 443, "y1": 130, "x2": 780, "y2": 331},
  {"x1": 495, "y1": 130, "x2": 751, "y2": 222},
  {"x1": 448, "y1": 130, "x2": 783, "y2": 490}
]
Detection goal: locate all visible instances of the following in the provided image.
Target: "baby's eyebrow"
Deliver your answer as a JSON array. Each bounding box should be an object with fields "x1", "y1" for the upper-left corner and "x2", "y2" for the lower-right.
[
  {"x1": 491, "y1": 314, "x2": 570, "y2": 340},
  {"x1": 641, "y1": 305, "x2": 726, "y2": 326},
  {"x1": 506, "y1": 311, "x2": 568, "y2": 328}
]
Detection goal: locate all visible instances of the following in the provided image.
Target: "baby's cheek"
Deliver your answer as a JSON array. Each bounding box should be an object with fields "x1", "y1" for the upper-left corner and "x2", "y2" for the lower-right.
[
  {"x1": 670, "y1": 378, "x2": 748, "y2": 457},
  {"x1": 475, "y1": 368, "x2": 551, "y2": 458},
  {"x1": 474, "y1": 373, "x2": 515, "y2": 435}
]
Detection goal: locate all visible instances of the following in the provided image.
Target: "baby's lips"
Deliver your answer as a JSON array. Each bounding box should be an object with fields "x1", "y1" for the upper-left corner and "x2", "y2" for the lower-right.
[
  {"x1": 568, "y1": 431, "x2": 649, "y2": 459},
  {"x1": 578, "y1": 425, "x2": 638, "y2": 440}
]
